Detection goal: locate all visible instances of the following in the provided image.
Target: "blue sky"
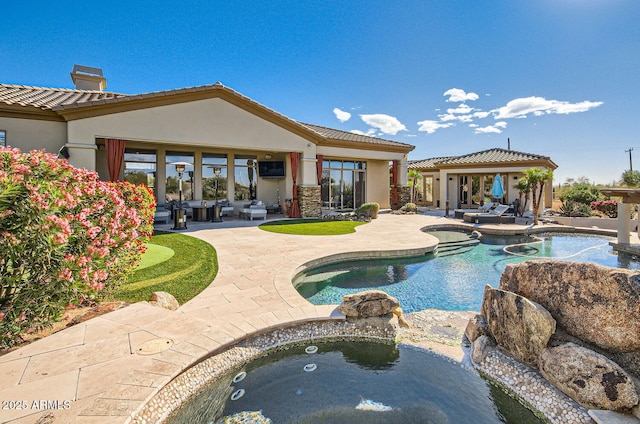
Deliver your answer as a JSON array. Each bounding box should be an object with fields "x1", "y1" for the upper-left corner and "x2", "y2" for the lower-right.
[{"x1": 3, "y1": 1, "x2": 639, "y2": 184}]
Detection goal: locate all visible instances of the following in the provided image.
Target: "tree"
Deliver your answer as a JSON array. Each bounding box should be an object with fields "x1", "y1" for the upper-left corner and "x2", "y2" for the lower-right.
[
  {"x1": 513, "y1": 177, "x2": 531, "y2": 217},
  {"x1": 407, "y1": 169, "x2": 422, "y2": 203},
  {"x1": 621, "y1": 170, "x2": 640, "y2": 187},
  {"x1": 523, "y1": 167, "x2": 554, "y2": 225}
]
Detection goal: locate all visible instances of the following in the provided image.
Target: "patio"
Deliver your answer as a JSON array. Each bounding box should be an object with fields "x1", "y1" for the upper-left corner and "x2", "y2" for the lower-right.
[{"x1": 0, "y1": 213, "x2": 446, "y2": 423}]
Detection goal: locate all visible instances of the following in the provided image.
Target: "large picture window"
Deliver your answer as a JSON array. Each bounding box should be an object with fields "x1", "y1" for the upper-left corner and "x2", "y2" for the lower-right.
[
  {"x1": 234, "y1": 155, "x2": 257, "y2": 201},
  {"x1": 202, "y1": 153, "x2": 228, "y2": 201},
  {"x1": 123, "y1": 148, "x2": 156, "y2": 193},
  {"x1": 321, "y1": 159, "x2": 366, "y2": 210},
  {"x1": 166, "y1": 151, "x2": 194, "y2": 203}
]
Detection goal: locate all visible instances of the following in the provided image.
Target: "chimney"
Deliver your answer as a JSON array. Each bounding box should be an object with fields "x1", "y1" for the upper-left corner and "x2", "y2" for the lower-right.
[{"x1": 70, "y1": 65, "x2": 107, "y2": 91}]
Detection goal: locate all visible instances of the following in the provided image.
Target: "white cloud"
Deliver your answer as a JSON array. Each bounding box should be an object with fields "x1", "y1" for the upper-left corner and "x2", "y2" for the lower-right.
[
  {"x1": 473, "y1": 111, "x2": 490, "y2": 119},
  {"x1": 350, "y1": 128, "x2": 376, "y2": 137},
  {"x1": 447, "y1": 104, "x2": 474, "y2": 114},
  {"x1": 444, "y1": 88, "x2": 479, "y2": 103},
  {"x1": 474, "y1": 121, "x2": 508, "y2": 134},
  {"x1": 333, "y1": 108, "x2": 352, "y2": 122},
  {"x1": 360, "y1": 114, "x2": 407, "y2": 135},
  {"x1": 469, "y1": 124, "x2": 479, "y2": 128},
  {"x1": 494, "y1": 96, "x2": 603, "y2": 119},
  {"x1": 417, "y1": 120, "x2": 454, "y2": 134}
]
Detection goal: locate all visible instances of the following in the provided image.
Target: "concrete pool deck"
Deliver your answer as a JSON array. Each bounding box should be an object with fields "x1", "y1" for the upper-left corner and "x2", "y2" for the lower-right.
[{"x1": 0, "y1": 213, "x2": 626, "y2": 423}]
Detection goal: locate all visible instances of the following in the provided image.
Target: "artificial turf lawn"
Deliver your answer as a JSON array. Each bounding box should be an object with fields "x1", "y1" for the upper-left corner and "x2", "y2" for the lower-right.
[
  {"x1": 136, "y1": 243, "x2": 175, "y2": 270},
  {"x1": 259, "y1": 219, "x2": 365, "y2": 235},
  {"x1": 115, "y1": 231, "x2": 217, "y2": 304}
]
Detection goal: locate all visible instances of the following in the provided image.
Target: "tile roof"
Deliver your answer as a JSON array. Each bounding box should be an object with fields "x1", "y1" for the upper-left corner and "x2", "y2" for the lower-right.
[
  {"x1": 410, "y1": 148, "x2": 556, "y2": 169},
  {"x1": 437, "y1": 148, "x2": 552, "y2": 165},
  {"x1": 0, "y1": 84, "x2": 124, "y2": 110},
  {"x1": 0, "y1": 82, "x2": 414, "y2": 152},
  {"x1": 408, "y1": 156, "x2": 454, "y2": 169},
  {"x1": 300, "y1": 122, "x2": 414, "y2": 149}
]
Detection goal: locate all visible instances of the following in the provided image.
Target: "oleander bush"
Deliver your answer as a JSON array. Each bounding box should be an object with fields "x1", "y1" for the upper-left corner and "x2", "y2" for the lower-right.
[
  {"x1": 355, "y1": 202, "x2": 380, "y2": 219},
  {"x1": 0, "y1": 147, "x2": 155, "y2": 348},
  {"x1": 590, "y1": 200, "x2": 619, "y2": 218}
]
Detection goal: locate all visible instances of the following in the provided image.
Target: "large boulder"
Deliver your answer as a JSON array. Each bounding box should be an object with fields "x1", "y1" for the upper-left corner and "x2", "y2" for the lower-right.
[
  {"x1": 464, "y1": 314, "x2": 489, "y2": 343},
  {"x1": 480, "y1": 286, "x2": 556, "y2": 365},
  {"x1": 499, "y1": 261, "x2": 640, "y2": 352},
  {"x1": 539, "y1": 343, "x2": 639, "y2": 411},
  {"x1": 339, "y1": 290, "x2": 400, "y2": 318}
]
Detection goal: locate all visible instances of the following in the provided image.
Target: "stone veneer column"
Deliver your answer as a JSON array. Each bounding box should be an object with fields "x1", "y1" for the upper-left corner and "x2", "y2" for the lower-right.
[
  {"x1": 298, "y1": 185, "x2": 321, "y2": 218},
  {"x1": 398, "y1": 186, "x2": 412, "y2": 208}
]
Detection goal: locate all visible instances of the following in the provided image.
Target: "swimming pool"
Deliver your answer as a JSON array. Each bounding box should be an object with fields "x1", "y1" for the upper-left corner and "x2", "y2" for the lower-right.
[
  {"x1": 294, "y1": 231, "x2": 640, "y2": 313},
  {"x1": 166, "y1": 341, "x2": 543, "y2": 424}
]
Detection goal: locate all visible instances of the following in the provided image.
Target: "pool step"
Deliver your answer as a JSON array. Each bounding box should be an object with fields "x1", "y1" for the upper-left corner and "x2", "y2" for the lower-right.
[
  {"x1": 437, "y1": 246, "x2": 476, "y2": 257},
  {"x1": 438, "y1": 239, "x2": 479, "y2": 251}
]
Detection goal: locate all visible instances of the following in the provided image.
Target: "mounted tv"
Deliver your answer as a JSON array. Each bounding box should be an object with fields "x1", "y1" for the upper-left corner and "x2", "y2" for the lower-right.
[{"x1": 258, "y1": 160, "x2": 286, "y2": 178}]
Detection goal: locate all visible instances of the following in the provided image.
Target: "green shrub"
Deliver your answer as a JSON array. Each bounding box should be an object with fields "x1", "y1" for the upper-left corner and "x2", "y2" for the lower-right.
[
  {"x1": 559, "y1": 182, "x2": 604, "y2": 205},
  {"x1": 355, "y1": 202, "x2": 380, "y2": 219},
  {"x1": 559, "y1": 200, "x2": 591, "y2": 217},
  {"x1": 0, "y1": 147, "x2": 155, "y2": 348},
  {"x1": 400, "y1": 202, "x2": 418, "y2": 213}
]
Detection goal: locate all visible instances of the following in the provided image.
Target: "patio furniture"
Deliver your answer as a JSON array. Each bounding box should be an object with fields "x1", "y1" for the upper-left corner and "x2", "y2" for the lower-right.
[
  {"x1": 216, "y1": 199, "x2": 235, "y2": 217},
  {"x1": 463, "y1": 205, "x2": 512, "y2": 224},
  {"x1": 454, "y1": 202, "x2": 495, "y2": 219},
  {"x1": 240, "y1": 201, "x2": 267, "y2": 220},
  {"x1": 154, "y1": 205, "x2": 171, "y2": 224}
]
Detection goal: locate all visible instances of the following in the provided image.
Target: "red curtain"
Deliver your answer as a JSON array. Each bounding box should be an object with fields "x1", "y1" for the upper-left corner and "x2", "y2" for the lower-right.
[
  {"x1": 392, "y1": 160, "x2": 399, "y2": 206},
  {"x1": 106, "y1": 138, "x2": 126, "y2": 181},
  {"x1": 316, "y1": 154, "x2": 323, "y2": 185},
  {"x1": 289, "y1": 152, "x2": 301, "y2": 218}
]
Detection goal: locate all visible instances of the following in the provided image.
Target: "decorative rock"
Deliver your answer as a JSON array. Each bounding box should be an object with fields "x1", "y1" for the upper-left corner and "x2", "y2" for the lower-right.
[
  {"x1": 539, "y1": 343, "x2": 639, "y2": 411},
  {"x1": 500, "y1": 261, "x2": 640, "y2": 353},
  {"x1": 391, "y1": 307, "x2": 410, "y2": 328},
  {"x1": 480, "y1": 285, "x2": 556, "y2": 365},
  {"x1": 464, "y1": 314, "x2": 489, "y2": 343},
  {"x1": 148, "y1": 291, "x2": 180, "y2": 311},
  {"x1": 471, "y1": 335, "x2": 496, "y2": 364},
  {"x1": 339, "y1": 290, "x2": 400, "y2": 319}
]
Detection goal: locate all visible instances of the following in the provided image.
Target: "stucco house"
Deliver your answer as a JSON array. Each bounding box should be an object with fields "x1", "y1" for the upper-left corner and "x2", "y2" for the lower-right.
[
  {"x1": 408, "y1": 148, "x2": 558, "y2": 210},
  {"x1": 0, "y1": 65, "x2": 414, "y2": 218}
]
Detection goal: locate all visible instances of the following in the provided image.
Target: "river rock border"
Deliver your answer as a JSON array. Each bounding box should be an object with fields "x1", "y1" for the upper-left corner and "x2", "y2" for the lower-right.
[{"x1": 472, "y1": 347, "x2": 593, "y2": 423}]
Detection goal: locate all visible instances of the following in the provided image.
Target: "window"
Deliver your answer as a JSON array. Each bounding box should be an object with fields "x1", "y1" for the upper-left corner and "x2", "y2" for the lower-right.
[
  {"x1": 123, "y1": 149, "x2": 156, "y2": 192},
  {"x1": 202, "y1": 153, "x2": 228, "y2": 201},
  {"x1": 0, "y1": 130, "x2": 5, "y2": 147},
  {"x1": 234, "y1": 155, "x2": 257, "y2": 201},
  {"x1": 166, "y1": 151, "x2": 194, "y2": 203},
  {"x1": 321, "y1": 159, "x2": 366, "y2": 210}
]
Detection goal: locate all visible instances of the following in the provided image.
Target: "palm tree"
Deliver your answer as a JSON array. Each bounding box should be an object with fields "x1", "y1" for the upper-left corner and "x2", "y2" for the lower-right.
[
  {"x1": 514, "y1": 177, "x2": 531, "y2": 217},
  {"x1": 523, "y1": 167, "x2": 554, "y2": 225},
  {"x1": 407, "y1": 170, "x2": 422, "y2": 203}
]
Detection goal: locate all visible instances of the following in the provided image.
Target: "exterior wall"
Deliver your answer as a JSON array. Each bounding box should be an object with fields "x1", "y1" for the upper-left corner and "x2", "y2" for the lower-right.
[
  {"x1": 0, "y1": 117, "x2": 66, "y2": 154},
  {"x1": 366, "y1": 159, "x2": 392, "y2": 209},
  {"x1": 67, "y1": 98, "x2": 312, "y2": 158}
]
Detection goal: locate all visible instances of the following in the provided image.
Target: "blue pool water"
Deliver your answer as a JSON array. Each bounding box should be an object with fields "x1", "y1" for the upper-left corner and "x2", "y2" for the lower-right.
[{"x1": 294, "y1": 231, "x2": 640, "y2": 313}]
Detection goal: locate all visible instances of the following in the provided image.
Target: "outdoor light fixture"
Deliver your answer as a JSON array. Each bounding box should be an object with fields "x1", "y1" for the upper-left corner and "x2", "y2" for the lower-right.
[
  {"x1": 209, "y1": 166, "x2": 223, "y2": 222},
  {"x1": 171, "y1": 161, "x2": 191, "y2": 230}
]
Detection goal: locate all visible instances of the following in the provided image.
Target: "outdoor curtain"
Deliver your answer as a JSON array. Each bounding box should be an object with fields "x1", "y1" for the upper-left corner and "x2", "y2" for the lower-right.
[
  {"x1": 106, "y1": 138, "x2": 126, "y2": 181},
  {"x1": 392, "y1": 160, "x2": 399, "y2": 205},
  {"x1": 289, "y1": 152, "x2": 301, "y2": 218},
  {"x1": 316, "y1": 154, "x2": 323, "y2": 185}
]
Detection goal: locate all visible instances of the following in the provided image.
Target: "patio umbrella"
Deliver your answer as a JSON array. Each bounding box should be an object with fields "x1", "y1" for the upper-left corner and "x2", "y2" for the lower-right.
[{"x1": 490, "y1": 174, "x2": 505, "y2": 201}]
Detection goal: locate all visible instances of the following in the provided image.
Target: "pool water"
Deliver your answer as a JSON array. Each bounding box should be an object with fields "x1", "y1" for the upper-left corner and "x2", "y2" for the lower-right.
[
  {"x1": 167, "y1": 341, "x2": 543, "y2": 424},
  {"x1": 294, "y1": 231, "x2": 640, "y2": 313}
]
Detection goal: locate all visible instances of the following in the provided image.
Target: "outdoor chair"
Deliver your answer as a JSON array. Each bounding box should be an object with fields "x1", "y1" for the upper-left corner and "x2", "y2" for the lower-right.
[{"x1": 463, "y1": 205, "x2": 512, "y2": 224}]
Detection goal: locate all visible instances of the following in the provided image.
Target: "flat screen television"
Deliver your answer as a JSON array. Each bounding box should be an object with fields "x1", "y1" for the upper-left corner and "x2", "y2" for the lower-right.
[{"x1": 258, "y1": 160, "x2": 286, "y2": 178}]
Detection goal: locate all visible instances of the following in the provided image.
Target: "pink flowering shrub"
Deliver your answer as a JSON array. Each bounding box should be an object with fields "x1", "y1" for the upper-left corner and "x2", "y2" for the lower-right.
[
  {"x1": 590, "y1": 200, "x2": 619, "y2": 218},
  {"x1": 0, "y1": 147, "x2": 155, "y2": 348}
]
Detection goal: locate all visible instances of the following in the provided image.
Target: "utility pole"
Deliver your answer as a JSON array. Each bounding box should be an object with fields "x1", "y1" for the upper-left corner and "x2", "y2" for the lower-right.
[{"x1": 626, "y1": 148, "x2": 634, "y2": 172}]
